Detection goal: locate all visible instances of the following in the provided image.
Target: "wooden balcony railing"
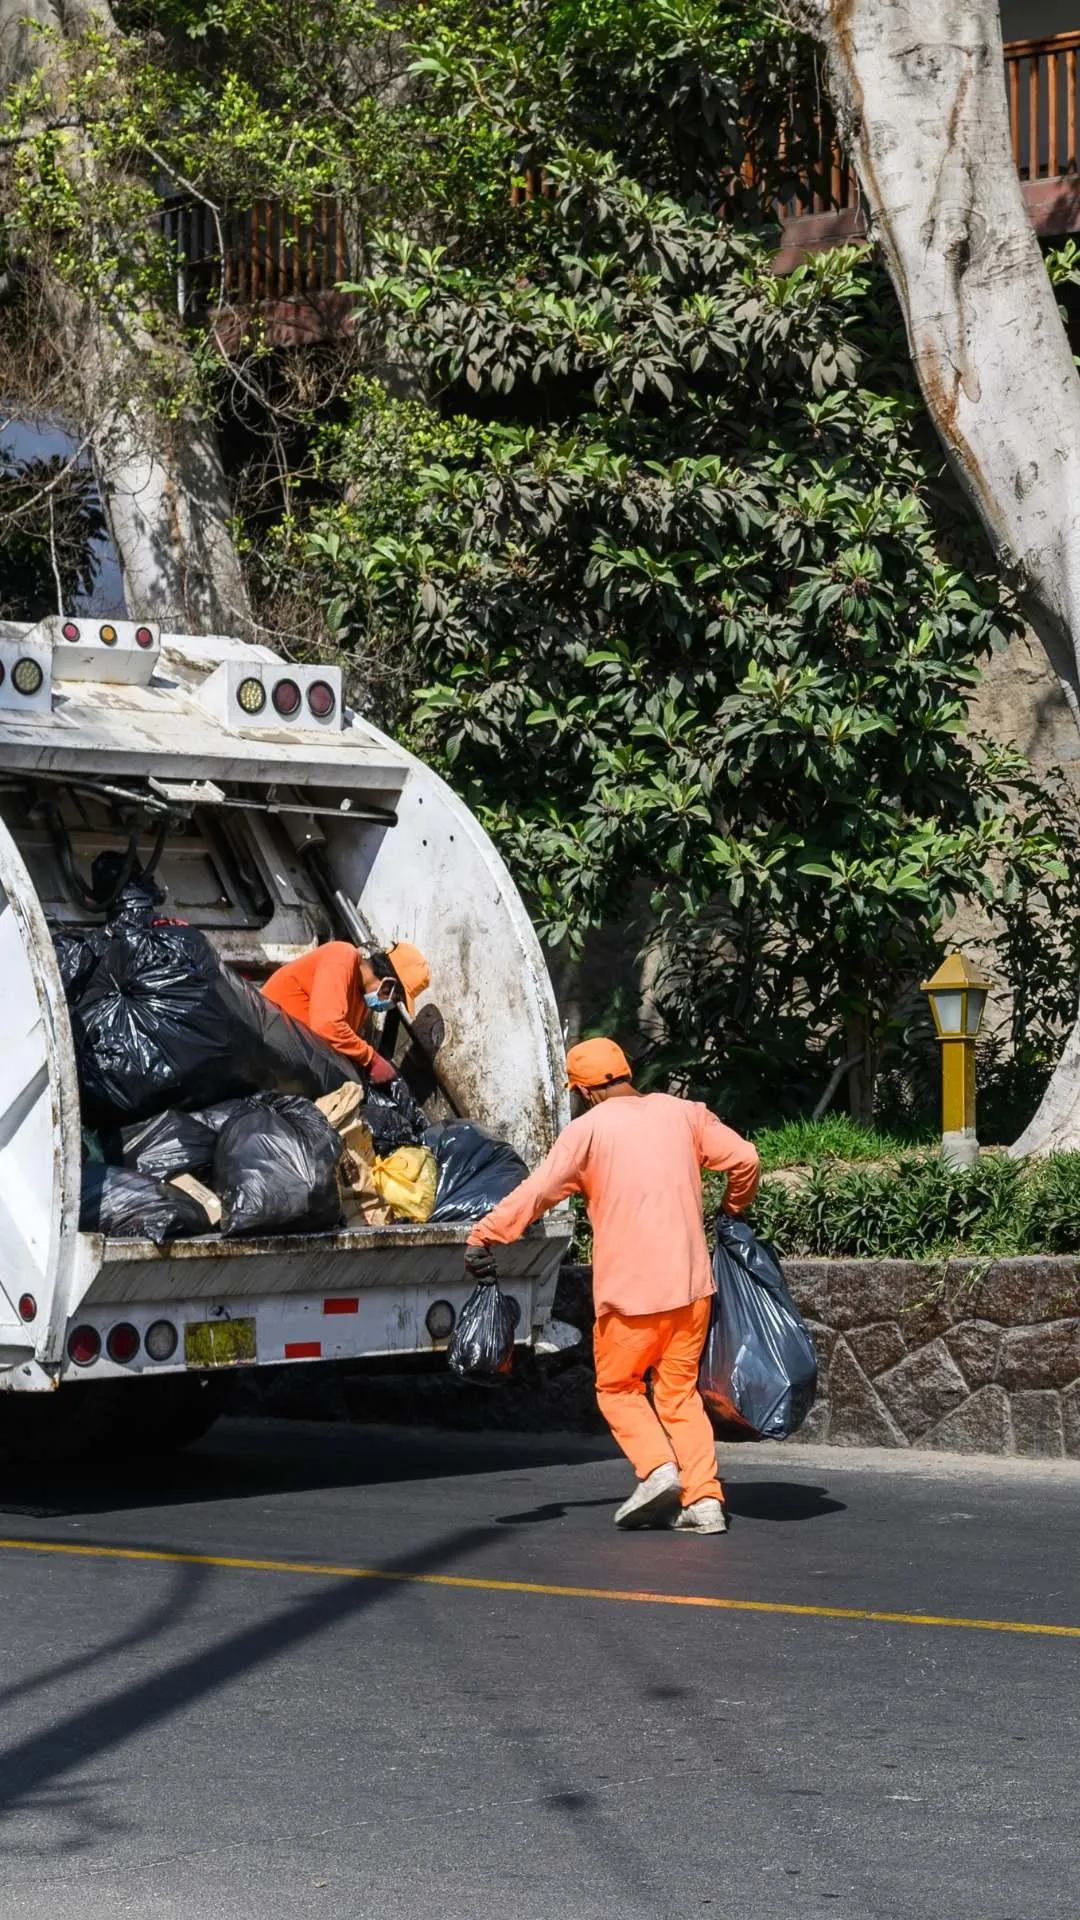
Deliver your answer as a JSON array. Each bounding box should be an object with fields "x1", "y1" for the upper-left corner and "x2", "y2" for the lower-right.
[
  {"x1": 163, "y1": 197, "x2": 350, "y2": 315},
  {"x1": 165, "y1": 32, "x2": 1080, "y2": 315},
  {"x1": 1006, "y1": 29, "x2": 1080, "y2": 181}
]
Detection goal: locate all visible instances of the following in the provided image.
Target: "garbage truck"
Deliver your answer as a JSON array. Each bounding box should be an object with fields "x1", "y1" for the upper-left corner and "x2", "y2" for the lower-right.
[{"x1": 0, "y1": 615, "x2": 570, "y2": 1456}]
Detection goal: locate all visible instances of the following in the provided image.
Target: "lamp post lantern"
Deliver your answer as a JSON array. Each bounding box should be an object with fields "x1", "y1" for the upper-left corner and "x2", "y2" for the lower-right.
[{"x1": 920, "y1": 951, "x2": 993, "y2": 1168}]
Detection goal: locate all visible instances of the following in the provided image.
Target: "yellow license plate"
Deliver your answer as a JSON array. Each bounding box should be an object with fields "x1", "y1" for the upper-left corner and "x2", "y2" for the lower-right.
[{"x1": 184, "y1": 1318, "x2": 256, "y2": 1368}]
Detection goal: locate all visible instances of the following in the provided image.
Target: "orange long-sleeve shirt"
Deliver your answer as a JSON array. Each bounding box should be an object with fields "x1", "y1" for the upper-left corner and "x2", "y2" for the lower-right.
[
  {"x1": 467, "y1": 1091, "x2": 760, "y2": 1318},
  {"x1": 261, "y1": 943, "x2": 376, "y2": 1069}
]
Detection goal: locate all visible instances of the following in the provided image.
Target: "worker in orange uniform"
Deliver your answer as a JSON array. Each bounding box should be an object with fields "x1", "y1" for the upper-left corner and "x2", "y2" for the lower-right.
[
  {"x1": 261, "y1": 941, "x2": 430, "y2": 1086},
  {"x1": 464, "y1": 1038, "x2": 759, "y2": 1534}
]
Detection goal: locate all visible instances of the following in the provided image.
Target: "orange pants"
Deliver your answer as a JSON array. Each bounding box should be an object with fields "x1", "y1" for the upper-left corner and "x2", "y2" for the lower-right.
[{"x1": 593, "y1": 1299, "x2": 723, "y2": 1507}]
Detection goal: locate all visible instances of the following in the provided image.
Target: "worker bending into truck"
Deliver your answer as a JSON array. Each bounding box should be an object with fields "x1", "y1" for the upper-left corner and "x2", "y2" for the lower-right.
[
  {"x1": 465, "y1": 1039, "x2": 759, "y2": 1535},
  {"x1": 262, "y1": 940, "x2": 430, "y2": 1086}
]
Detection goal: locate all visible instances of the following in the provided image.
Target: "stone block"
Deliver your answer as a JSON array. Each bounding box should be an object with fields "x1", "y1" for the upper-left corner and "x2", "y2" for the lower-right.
[
  {"x1": 788, "y1": 1392, "x2": 830, "y2": 1445},
  {"x1": 965, "y1": 1259, "x2": 1080, "y2": 1328},
  {"x1": 924, "y1": 1385, "x2": 1012, "y2": 1455},
  {"x1": 787, "y1": 1262, "x2": 827, "y2": 1323},
  {"x1": 945, "y1": 1321, "x2": 1002, "y2": 1390},
  {"x1": 847, "y1": 1321, "x2": 907, "y2": 1379},
  {"x1": 876, "y1": 1339, "x2": 969, "y2": 1440},
  {"x1": 1062, "y1": 1382, "x2": 1080, "y2": 1459},
  {"x1": 826, "y1": 1339, "x2": 908, "y2": 1447},
  {"x1": 1010, "y1": 1390, "x2": 1065, "y2": 1457},
  {"x1": 824, "y1": 1262, "x2": 935, "y2": 1331},
  {"x1": 804, "y1": 1319, "x2": 836, "y2": 1367},
  {"x1": 997, "y1": 1321, "x2": 1080, "y2": 1391}
]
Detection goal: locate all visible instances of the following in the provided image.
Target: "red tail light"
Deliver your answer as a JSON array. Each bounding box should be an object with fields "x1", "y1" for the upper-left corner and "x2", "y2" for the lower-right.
[
  {"x1": 134, "y1": 626, "x2": 155, "y2": 648},
  {"x1": 272, "y1": 678, "x2": 302, "y2": 717},
  {"x1": 106, "y1": 1322, "x2": 140, "y2": 1364},
  {"x1": 67, "y1": 1325, "x2": 101, "y2": 1367},
  {"x1": 61, "y1": 621, "x2": 80, "y2": 641},
  {"x1": 18, "y1": 1294, "x2": 36, "y2": 1323},
  {"x1": 307, "y1": 680, "x2": 336, "y2": 719}
]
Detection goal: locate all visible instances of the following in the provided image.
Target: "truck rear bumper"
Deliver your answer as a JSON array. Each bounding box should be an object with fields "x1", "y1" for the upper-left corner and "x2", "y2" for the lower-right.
[{"x1": 42, "y1": 1216, "x2": 572, "y2": 1386}]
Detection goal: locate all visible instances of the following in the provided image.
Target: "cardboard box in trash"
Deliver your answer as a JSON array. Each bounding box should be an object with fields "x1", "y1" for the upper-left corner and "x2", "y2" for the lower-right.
[{"x1": 316, "y1": 1085, "x2": 436, "y2": 1226}]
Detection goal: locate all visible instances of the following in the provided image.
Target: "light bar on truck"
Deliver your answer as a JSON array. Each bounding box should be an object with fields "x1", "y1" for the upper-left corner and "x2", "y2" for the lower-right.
[
  {"x1": 51, "y1": 615, "x2": 161, "y2": 685},
  {"x1": 0, "y1": 636, "x2": 52, "y2": 714},
  {"x1": 198, "y1": 659, "x2": 345, "y2": 733}
]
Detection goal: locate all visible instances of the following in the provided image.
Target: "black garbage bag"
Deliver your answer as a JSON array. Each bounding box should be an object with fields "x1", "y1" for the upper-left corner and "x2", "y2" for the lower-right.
[
  {"x1": 364, "y1": 1076, "x2": 428, "y2": 1153},
  {"x1": 214, "y1": 1094, "x2": 344, "y2": 1237},
  {"x1": 699, "y1": 1215, "x2": 817, "y2": 1440},
  {"x1": 426, "y1": 1122, "x2": 528, "y2": 1222},
  {"x1": 80, "y1": 1163, "x2": 211, "y2": 1239},
  {"x1": 66, "y1": 888, "x2": 363, "y2": 1124},
  {"x1": 54, "y1": 927, "x2": 107, "y2": 1000},
  {"x1": 118, "y1": 1107, "x2": 223, "y2": 1181},
  {"x1": 448, "y1": 1281, "x2": 517, "y2": 1379}
]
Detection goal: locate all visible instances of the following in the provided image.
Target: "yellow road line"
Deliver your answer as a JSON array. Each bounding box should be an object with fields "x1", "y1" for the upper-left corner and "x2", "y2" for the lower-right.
[{"x1": 0, "y1": 1535, "x2": 1077, "y2": 1640}]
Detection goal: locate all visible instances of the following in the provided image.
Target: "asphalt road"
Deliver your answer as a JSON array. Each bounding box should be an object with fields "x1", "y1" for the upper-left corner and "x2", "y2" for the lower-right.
[{"x1": 0, "y1": 1417, "x2": 1076, "y2": 1920}]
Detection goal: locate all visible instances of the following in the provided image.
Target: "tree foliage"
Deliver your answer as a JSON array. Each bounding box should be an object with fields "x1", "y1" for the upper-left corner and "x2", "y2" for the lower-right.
[{"x1": 281, "y1": 3, "x2": 1064, "y2": 1120}]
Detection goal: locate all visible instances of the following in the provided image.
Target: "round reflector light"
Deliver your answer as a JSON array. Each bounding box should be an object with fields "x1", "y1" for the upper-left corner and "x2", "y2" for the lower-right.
[
  {"x1": 272, "y1": 677, "x2": 302, "y2": 717},
  {"x1": 307, "y1": 680, "x2": 336, "y2": 719},
  {"x1": 425, "y1": 1299, "x2": 456, "y2": 1341},
  {"x1": 12, "y1": 657, "x2": 43, "y2": 696},
  {"x1": 145, "y1": 1319, "x2": 178, "y2": 1362},
  {"x1": 236, "y1": 676, "x2": 266, "y2": 715},
  {"x1": 106, "y1": 1322, "x2": 140, "y2": 1364},
  {"x1": 61, "y1": 621, "x2": 80, "y2": 641},
  {"x1": 67, "y1": 1324, "x2": 101, "y2": 1367},
  {"x1": 99, "y1": 624, "x2": 118, "y2": 645},
  {"x1": 18, "y1": 1293, "x2": 36, "y2": 1323},
  {"x1": 134, "y1": 625, "x2": 155, "y2": 648}
]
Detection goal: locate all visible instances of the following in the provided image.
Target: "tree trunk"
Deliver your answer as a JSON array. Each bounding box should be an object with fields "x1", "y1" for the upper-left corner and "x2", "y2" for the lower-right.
[
  {"x1": 0, "y1": 0, "x2": 250, "y2": 631},
  {"x1": 782, "y1": 0, "x2": 1080, "y2": 1152}
]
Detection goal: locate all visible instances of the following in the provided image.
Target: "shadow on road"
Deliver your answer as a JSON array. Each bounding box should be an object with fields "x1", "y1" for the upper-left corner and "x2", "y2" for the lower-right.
[
  {"x1": 0, "y1": 1416, "x2": 621, "y2": 1521},
  {"x1": 495, "y1": 1481, "x2": 845, "y2": 1526},
  {"x1": 0, "y1": 1520, "x2": 497, "y2": 1828}
]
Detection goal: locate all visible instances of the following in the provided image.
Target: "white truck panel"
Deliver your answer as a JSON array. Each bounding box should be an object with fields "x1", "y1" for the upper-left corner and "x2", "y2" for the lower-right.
[{"x1": 0, "y1": 623, "x2": 572, "y2": 1398}]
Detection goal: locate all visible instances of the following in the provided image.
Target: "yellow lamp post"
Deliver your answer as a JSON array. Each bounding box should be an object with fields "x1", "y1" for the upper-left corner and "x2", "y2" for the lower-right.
[{"x1": 920, "y1": 951, "x2": 993, "y2": 1167}]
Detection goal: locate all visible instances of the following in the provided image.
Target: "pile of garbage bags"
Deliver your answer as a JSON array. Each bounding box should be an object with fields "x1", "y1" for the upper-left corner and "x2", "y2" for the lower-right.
[{"x1": 62, "y1": 889, "x2": 528, "y2": 1244}]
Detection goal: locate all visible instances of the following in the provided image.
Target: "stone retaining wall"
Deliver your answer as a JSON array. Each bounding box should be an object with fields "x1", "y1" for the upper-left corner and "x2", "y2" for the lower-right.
[{"x1": 786, "y1": 1257, "x2": 1080, "y2": 1456}]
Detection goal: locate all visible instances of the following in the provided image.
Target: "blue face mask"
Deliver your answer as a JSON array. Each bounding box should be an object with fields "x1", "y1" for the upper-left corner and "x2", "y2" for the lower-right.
[{"x1": 364, "y1": 991, "x2": 390, "y2": 1012}]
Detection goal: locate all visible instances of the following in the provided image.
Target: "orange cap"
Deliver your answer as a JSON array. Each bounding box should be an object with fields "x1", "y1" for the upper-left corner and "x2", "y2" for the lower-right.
[
  {"x1": 388, "y1": 940, "x2": 430, "y2": 1017},
  {"x1": 566, "y1": 1037, "x2": 633, "y2": 1091}
]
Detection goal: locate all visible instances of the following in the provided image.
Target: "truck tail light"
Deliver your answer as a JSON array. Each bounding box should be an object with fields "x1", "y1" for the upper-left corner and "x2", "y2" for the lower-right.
[
  {"x1": 18, "y1": 1293, "x2": 36, "y2": 1322},
  {"x1": 134, "y1": 625, "x2": 155, "y2": 648},
  {"x1": 236, "y1": 676, "x2": 266, "y2": 715},
  {"x1": 61, "y1": 620, "x2": 80, "y2": 641},
  {"x1": 67, "y1": 1325, "x2": 101, "y2": 1367},
  {"x1": 99, "y1": 624, "x2": 118, "y2": 645},
  {"x1": 272, "y1": 677, "x2": 302, "y2": 717},
  {"x1": 425, "y1": 1300, "x2": 456, "y2": 1340},
  {"x1": 12, "y1": 657, "x2": 44, "y2": 695},
  {"x1": 106, "y1": 1322, "x2": 140, "y2": 1364},
  {"x1": 145, "y1": 1320, "x2": 178, "y2": 1362},
  {"x1": 307, "y1": 680, "x2": 336, "y2": 719}
]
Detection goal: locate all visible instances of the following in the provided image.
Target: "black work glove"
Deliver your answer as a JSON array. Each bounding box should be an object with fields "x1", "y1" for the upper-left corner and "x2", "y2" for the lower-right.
[{"x1": 464, "y1": 1244, "x2": 498, "y2": 1284}]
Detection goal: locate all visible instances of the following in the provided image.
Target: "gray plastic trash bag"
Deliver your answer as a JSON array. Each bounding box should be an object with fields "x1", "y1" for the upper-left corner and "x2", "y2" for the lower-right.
[{"x1": 699, "y1": 1215, "x2": 817, "y2": 1439}]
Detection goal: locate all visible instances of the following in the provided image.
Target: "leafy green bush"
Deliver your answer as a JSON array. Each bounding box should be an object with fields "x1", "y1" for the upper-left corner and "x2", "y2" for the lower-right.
[{"x1": 713, "y1": 1152, "x2": 1080, "y2": 1259}]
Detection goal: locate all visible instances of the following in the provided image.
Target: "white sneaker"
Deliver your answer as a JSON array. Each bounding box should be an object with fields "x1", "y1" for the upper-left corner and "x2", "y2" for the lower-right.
[
  {"x1": 673, "y1": 1498, "x2": 728, "y2": 1535},
  {"x1": 613, "y1": 1462, "x2": 682, "y2": 1529}
]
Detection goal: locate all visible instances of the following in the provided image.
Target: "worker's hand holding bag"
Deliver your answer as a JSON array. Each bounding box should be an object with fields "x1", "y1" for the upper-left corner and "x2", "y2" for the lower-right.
[{"x1": 450, "y1": 1248, "x2": 517, "y2": 1378}]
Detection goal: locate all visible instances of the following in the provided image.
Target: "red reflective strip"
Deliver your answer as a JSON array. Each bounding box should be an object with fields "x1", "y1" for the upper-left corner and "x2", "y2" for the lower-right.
[
  {"x1": 284, "y1": 1341, "x2": 321, "y2": 1359},
  {"x1": 323, "y1": 1298, "x2": 359, "y2": 1315}
]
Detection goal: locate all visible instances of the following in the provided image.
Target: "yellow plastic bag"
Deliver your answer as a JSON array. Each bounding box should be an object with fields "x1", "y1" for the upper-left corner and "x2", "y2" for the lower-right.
[{"x1": 371, "y1": 1145, "x2": 437, "y2": 1223}]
